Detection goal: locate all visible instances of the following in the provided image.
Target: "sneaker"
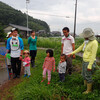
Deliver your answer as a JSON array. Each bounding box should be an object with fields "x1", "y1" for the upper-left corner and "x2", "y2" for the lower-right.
[
  {"x1": 24, "y1": 74, "x2": 27, "y2": 77},
  {"x1": 41, "y1": 80, "x2": 44, "y2": 83},
  {"x1": 27, "y1": 75, "x2": 30, "y2": 78},
  {"x1": 47, "y1": 82, "x2": 50, "y2": 85}
]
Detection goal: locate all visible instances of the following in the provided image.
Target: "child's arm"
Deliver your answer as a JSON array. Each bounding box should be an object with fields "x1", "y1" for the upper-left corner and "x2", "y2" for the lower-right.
[
  {"x1": 22, "y1": 59, "x2": 24, "y2": 61},
  {"x1": 53, "y1": 59, "x2": 55, "y2": 72},
  {"x1": 42, "y1": 58, "x2": 46, "y2": 69},
  {"x1": 57, "y1": 63, "x2": 60, "y2": 72}
]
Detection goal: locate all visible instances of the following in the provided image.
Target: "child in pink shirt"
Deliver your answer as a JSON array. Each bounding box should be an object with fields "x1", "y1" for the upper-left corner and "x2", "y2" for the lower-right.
[
  {"x1": 41, "y1": 49, "x2": 55, "y2": 85},
  {"x1": 22, "y1": 50, "x2": 31, "y2": 78}
]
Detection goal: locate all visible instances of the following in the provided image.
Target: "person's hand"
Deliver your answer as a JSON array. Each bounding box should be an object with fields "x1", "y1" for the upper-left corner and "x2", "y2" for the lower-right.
[
  {"x1": 4, "y1": 53, "x2": 7, "y2": 58},
  {"x1": 59, "y1": 61, "x2": 62, "y2": 63},
  {"x1": 87, "y1": 68, "x2": 92, "y2": 71},
  {"x1": 42, "y1": 67, "x2": 44, "y2": 70},
  {"x1": 73, "y1": 54, "x2": 75, "y2": 59},
  {"x1": 19, "y1": 55, "x2": 22, "y2": 60},
  {"x1": 53, "y1": 68, "x2": 55, "y2": 72},
  {"x1": 68, "y1": 54, "x2": 72, "y2": 57}
]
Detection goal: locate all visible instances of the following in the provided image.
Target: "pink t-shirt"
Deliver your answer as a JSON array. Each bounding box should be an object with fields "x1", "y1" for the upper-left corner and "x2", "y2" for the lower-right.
[
  {"x1": 22, "y1": 57, "x2": 30, "y2": 67},
  {"x1": 43, "y1": 57, "x2": 55, "y2": 71}
]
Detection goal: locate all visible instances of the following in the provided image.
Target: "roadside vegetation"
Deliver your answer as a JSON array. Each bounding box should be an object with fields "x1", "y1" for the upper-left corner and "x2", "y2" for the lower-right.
[{"x1": 3, "y1": 37, "x2": 99, "y2": 100}]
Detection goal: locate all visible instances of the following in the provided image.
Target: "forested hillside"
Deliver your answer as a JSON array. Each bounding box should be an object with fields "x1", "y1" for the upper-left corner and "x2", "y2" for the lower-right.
[{"x1": 0, "y1": 1, "x2": 50, "y2": 32}]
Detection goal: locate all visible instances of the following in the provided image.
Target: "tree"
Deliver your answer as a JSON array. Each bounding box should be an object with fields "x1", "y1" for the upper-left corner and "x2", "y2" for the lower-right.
[{"x1": 0, "y1": 23, "x2": 6, "y2": 41}]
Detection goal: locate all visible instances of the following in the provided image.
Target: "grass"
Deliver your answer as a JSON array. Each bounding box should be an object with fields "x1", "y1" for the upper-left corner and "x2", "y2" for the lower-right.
[
  {"x1": 1, "y1": 37, "x2": 100, "y2": 99},
  {"x1": 7, "y1": 48, "x2": 100, "y2": 100},
  {"x1": 23, "y1": 37, "x2": 100, "y2": 57}
]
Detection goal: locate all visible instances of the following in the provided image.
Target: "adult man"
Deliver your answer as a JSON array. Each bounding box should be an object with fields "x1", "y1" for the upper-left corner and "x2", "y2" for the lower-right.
[
  {"x1": 61, "y1": 27, "x2": 75, "y2": 75},
  {"x1": 6, "y1": 28, "x2": 24, "y2": 78}
]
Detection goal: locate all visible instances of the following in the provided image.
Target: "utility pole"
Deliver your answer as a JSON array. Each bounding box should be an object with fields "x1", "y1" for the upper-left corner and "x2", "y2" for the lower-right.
[
  {"x1": 73, "y1": 0, "x2": 77, "y2": 38},
  {"x1": 26, "y1": 0, "x2": 30, "y2": 38}
]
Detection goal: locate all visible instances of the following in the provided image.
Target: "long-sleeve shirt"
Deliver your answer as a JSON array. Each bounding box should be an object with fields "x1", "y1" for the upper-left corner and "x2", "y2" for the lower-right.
[
  {"x1": 22, "y1": 57, "x2": 30, "y2": 67},
  {"x1": 57, "y1": 61, "x2": 67, "y2": 73},
  {"x1": 71, "y1": 40, "x2": 98, "y2": 69},
  {"x1": 43, "y1": 57, "x2": 55, "y2": 71}
]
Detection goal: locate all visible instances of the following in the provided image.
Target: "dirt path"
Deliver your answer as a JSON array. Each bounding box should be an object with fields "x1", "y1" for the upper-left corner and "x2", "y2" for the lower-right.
[
  {"x1": 0, "y1": 68, "x2": 8, "y2": 87},
  {"x1": 0, "y1": 67, "x2": 24, "y2": 100}
]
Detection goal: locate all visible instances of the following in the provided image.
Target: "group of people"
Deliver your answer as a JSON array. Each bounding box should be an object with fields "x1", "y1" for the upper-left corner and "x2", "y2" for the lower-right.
[
  {"x1": 6, "y1": 28, "x2": 37, "y2": 78},
  {"x1": 5, "y1": 27, "x2": 98, "y2": 94}
]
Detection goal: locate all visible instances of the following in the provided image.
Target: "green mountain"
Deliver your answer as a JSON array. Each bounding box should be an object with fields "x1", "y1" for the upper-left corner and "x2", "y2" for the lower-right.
[{"x1": 0, "y1": 1, "x2": 50, "y2": 32}]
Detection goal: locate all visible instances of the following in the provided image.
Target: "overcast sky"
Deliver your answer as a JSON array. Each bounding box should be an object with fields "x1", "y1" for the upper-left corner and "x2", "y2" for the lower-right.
[{"x1": 0, "y1": 0, "x2": 100, "y2": 34}]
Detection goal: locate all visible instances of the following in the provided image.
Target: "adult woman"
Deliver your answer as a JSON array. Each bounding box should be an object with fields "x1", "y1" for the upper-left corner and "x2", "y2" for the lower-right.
[
  {"x1": 69, "y1": 28, "x2": 98, "y2": 94},
  {"x1": 28, "y1": 31, "x2": 37, "y2": 67}
]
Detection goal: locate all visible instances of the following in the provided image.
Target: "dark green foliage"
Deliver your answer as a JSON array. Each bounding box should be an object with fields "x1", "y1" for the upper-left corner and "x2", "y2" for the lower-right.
[
  {"x1": 0, "y1": 1, "x2": 50, "y2": 32},
  {"x1": 0, "y1": 23, "x2": 6, "y2": 41}
]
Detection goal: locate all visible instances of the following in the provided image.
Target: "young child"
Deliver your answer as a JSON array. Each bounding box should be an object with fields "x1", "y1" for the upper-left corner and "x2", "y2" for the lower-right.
[
  {"x1": 5, "y1": 31, "x2": 13, "y2": 78},
  {"x1": 57, "y1": 54, "x2": 67, "y2": 82},
  {"x1": 41, "y1": 49, "x2": 55, "y2": 85},
  {"x1": 22, "y1": 50, "x2": 31, "y2": 78}
]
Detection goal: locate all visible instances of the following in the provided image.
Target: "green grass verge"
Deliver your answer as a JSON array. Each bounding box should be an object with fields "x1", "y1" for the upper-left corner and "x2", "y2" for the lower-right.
[{"x1": 8, "y1": 49, "x2": 100, "y2": 100}]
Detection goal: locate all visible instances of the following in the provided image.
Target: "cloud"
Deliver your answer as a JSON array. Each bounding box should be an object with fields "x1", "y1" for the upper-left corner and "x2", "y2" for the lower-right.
[{"x1": 0, "y1": 0, "x2": 100, "y2": 34}]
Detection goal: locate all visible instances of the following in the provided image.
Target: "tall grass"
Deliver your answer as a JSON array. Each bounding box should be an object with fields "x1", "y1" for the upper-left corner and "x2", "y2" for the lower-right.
[
  {"x1": 9, "y1": 49, "x2": 100, "y2": 100},
  {"x1": 23, "y1": 37, "x2": 100, "y2": 57}
]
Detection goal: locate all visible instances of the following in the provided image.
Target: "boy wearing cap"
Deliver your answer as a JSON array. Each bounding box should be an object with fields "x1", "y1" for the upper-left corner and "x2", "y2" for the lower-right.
[
  {"x1": 61, "y1": 27, "x2": 75, "y2": 75},
  {"x1": 69, "y1": 28, "x2": 98, "y2": 94},
  {"x1": 6, "y1": 28, "x2": 24, "y2": 79}
]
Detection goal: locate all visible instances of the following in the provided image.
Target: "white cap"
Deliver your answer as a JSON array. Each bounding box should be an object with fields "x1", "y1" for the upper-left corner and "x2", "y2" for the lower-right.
[{"x1": 6, "y1": 32, "x2": 11, "y2": 37}]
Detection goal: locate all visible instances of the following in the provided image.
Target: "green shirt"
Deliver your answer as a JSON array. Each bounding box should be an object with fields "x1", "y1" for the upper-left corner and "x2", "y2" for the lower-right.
[{"x1": 28, "y1": 36, "x2": 37, "y2": 50}]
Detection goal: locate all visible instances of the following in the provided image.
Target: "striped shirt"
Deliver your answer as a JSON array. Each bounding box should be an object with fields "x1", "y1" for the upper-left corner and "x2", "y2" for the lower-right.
[{"x1": 43, "y1": 57, "x2": 55, "y2": 71}]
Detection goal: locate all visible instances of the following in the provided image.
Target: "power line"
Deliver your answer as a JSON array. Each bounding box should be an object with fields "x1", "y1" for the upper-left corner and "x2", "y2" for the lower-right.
[{"x1": 28, "y1": 11, "x2": 70, "y2": 18}]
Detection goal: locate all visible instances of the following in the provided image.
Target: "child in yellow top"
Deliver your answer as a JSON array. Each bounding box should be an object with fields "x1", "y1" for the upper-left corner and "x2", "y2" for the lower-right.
[{"x1": 69, "y1": 28, "x2": 98, "y2": 94}]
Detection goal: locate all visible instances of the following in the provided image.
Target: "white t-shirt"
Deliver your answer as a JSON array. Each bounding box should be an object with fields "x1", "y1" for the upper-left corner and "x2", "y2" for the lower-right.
[
  {"x1": 61, "y1": 35, "x2": 75, "y2": 55},
  {"x1": 10, "y1": 36, "x2": 21, "y2": 58}
]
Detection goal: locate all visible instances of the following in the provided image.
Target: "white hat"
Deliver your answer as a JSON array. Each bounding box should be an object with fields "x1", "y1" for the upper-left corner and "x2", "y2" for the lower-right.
[
  {"x1": 6, "y1": 32, "x2": 11, "y2": 37},
  {"x1": 11, "y1": 28, "x2": 18, "y2": 32}
]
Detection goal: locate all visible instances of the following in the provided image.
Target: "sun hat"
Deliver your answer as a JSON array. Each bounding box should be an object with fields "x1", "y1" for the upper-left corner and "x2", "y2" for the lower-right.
[
  {"x1": 79, "y1": 28, "x2": 96, "y2": 40},
  {"x1": 6, "y1": 32, "x2": 11, "y2": 37},
  {"x1": 23, "y1": 50, "x2": 30, "y2": 55}
]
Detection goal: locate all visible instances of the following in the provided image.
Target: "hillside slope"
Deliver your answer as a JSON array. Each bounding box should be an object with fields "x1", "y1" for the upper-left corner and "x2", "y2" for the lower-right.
[{"x1": 0, "y1": 1, "x2": 50, "y2": 32}]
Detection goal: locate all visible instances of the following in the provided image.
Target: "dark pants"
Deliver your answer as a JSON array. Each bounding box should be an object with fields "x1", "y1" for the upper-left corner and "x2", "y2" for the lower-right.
[
  {"x1": 66, "y1": 56, "x2": 73, "y2": 75},
  {"x1": 11, "y1": 57, "x2": 21, "y2": 76},
  {"x1": 59, "y1": 73, "x2": 65, "y2": 82},
  {"x1": 30, "y1": 50, "x2": 37, "y2": 67}
]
